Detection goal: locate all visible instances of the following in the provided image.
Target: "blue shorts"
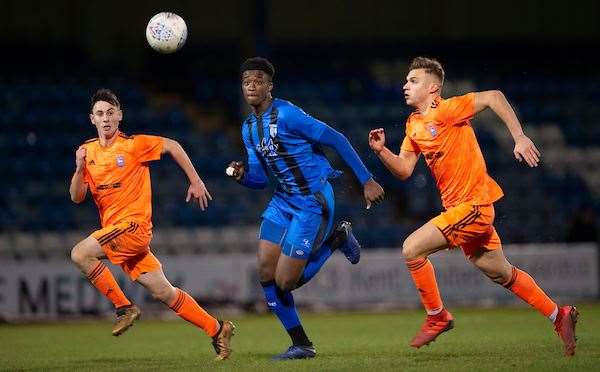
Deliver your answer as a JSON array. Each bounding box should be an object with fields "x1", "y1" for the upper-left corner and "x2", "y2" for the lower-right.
[{"x1": 259, "y1": 182, "x2": 335, "y2": 260}]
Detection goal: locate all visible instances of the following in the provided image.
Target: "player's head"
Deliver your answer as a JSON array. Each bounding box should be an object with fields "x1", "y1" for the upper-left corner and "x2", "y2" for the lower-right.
[
  {"x1": 404, "y1": 57, "x2": 445, "y2": 108},
  {"x1": 240, "y1": 57, "x2": 274, "y2": 106},
  {"x1": 89, "y1": 88, "x2": 123, "y2": 138}
]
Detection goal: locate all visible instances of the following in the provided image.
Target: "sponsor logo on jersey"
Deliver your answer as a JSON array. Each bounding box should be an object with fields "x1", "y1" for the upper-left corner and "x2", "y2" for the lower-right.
[{"x1": 256, "y1": 137, "x2": 279, "y2": 158}]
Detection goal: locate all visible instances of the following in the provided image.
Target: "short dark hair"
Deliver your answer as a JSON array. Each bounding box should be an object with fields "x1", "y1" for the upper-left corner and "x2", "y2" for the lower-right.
[
  {"x1": 240, "y1": 57, "x2": 275, "y2": 80},
  {"x1": 409, "y1": 57, "x2": 445, "y2": 85},
  {"x1": 90, "y1": 88, "x2": 120, "y2": 112}
]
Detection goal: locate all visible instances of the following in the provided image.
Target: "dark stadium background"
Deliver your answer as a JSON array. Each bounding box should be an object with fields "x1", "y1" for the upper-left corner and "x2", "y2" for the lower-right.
[{"x1": 1, "y1": 0, "x2": 598, "y2": 313}]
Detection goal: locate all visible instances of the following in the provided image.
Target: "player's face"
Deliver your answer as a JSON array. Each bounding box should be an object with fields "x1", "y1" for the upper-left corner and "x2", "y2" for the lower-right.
[
  {"x1": 242, "y1": 70, "x2": 273, "y2": 106},
  {"x1": 403, "y1": 69, "x2": 438, "y2": 107},
  {"x1": 90, "y1": 101, "x2": 122, "y2": 138}
]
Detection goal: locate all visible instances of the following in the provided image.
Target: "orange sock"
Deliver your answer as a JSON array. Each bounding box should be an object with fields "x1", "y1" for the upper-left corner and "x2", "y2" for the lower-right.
[
  {"x1": 504, "y1": 266, "x2": 557, "y2": 317},
  {"x1": 406, "y1": 257, "x2": 443, "y2": 315},
  {"x1": 87, "y1": 262, "x2": 131, "y2": 309},
  {"x1": 169, "y1": 288, "x2": 220, "y2": 337}
]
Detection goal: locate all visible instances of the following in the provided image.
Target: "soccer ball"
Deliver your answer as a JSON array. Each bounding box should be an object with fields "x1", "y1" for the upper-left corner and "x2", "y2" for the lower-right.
[{"x1": 145, "y1": 12, "x2": 188, "y2": 54}]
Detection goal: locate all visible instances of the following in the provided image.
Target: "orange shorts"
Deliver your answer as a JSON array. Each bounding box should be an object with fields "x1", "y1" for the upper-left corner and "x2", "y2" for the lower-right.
[
  {"x1": 91, "y1": 221, "x2": 161, "y2": 280},
  {"x1": 430, "y1": 202, "x2": 502, "y2": 257}
]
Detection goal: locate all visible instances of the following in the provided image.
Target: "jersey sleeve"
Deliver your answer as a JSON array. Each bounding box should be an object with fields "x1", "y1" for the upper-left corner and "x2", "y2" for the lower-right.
[
  {"x1": 281, "y1": 105, "x2": 327, "y2": 142},
  {"x1": 439, "y1": 93, "x2": 476, "y2": 125},
  {"x1": 400, "y1": 135, "x2": 420, "y2": 154},
  {"x1": 241, "y1": 125, "x2": 269, "y2": 189},
  {"x1": 400, "y1": 121, "x2": 420, "y2": 154},
  {"x1": 132, "y1": 135, "x2": 164, "y2": 163}
]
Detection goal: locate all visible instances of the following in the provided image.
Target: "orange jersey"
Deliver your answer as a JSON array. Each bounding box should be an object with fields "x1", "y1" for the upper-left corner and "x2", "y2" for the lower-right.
[
  {"x1": 401, "y1": 93, "x2": 503, "y2": 208},
  {"x1": 82, "y1": 133, "x2": 164, "y2": 228}
]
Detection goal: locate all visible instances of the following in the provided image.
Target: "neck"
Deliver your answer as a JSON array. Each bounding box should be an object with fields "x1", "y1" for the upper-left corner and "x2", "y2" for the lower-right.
[
  {"x1": 99, "y1": 130, "x2": 119, "y2": 147},
  {"x1": 251, "y1": 97, "x2": 273, "y2": 116},
  {"x1": 415, "y1": 95, "x2": 439, "y2": 114}
]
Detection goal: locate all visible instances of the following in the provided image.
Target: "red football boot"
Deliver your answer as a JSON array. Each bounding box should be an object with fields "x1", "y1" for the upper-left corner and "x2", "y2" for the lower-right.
[
  {"x1": 553, "y1": 305, "x2": 578, "y2": 356},
  {"x1": 410, "y1": 308, "x2": 454, "y2": 348}
]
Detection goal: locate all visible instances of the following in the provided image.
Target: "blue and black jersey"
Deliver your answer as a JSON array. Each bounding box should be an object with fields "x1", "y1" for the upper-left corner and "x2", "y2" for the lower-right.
[{"x1": 241, "y1": 98, "x2": 371, "y2": 195}]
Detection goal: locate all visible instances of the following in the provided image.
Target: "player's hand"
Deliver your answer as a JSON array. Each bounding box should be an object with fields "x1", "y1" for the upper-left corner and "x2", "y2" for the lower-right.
[
  {"x1": 363, "y1": 178, "x2": 385, "y2": 209},
  {"x1": 186, "y1": 179, "x2": 212, "y2": 211},
  {"x1": 225, "y1": 161, "x2": 245, "y2": 181},
  {"x1": 75, "y1": 146, "x2": 87, "y2": 171},
  {"x1": 369, "y1": 128, "x2": 386, "y2": 154},
  {"x1": 514, "y1": 134, "x2": 541, "y2": 167}
]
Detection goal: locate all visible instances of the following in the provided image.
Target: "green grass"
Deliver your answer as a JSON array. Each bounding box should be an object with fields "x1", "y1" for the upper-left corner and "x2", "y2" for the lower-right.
[{"x1": 2, "y1": 304, "x2": 599, "y2": 371}]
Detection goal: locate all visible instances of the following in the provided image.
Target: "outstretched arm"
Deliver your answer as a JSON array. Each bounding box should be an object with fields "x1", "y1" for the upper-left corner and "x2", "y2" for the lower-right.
[
  {"x1": 162, "y1": 138, "x2": 212, "y2": 210},
  {"x1": 318, "y1": 126, "x2": 385, "y2": 208},
  {"x1": 317, "y1": 126, "x2": 373, "y2": 185},
  {"x1": 285, "y1": 107, "x2": 384, "y2": 208},
  {"x1": 69, "y1": 146, "x2": 88, "y2": 203},
  {"x1": 473, "y1": 90, "x2": 541, "y2": 167},
  {"x1": 368, "y1": 128, "x2": 419, "y2": 180}
]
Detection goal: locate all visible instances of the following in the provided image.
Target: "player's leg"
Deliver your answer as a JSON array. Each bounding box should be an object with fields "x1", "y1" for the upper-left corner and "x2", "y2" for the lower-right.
[
  {"x1": 70, "y1": 233, "x2": 132, "y2": 311},
  {"x1": 268, "y1": 254, "x2": 316, "y2": 360},
  {"x1": 268, "y1": 206, "x2": 332, "y2": 360},
  {"x1": 136, "y1": 265, "x2": 235, "y2": 360},
  {"x1": 257, "y1": 215, "x2": 313, "y2": 358},
  {"x1": 469, "y1": 239, "x2": 578, "y2": 356},
  {"x1": 295, "y1": 183, "x2": 338, "y2": 288},
  {"x1": 260, "y1": 241, "x2": 316, "y2": 360},
  {"x1": 403, "y1": 221, "x2": 454, "y2": 348}
]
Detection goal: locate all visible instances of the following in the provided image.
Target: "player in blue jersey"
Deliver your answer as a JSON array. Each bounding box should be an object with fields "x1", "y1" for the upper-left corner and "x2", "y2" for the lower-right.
[{"x1": 227, "y1": 57, "x2": 385, "y2": 360}]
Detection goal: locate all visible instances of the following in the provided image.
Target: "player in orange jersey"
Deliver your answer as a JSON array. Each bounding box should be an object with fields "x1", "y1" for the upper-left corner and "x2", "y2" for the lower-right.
[
  {"x1": 69, "y1": 88, "x2": 234, "y2": 361},
  {"x1": 368, "y1": 57, "x2": 578, "y2": 356}
]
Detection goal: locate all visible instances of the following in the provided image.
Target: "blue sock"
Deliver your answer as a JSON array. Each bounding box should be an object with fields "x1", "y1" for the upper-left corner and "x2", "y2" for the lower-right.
[
  {"x1": 296, "y1": 242, "x2": 333, "y2": 288},
  {"x1": 261, "y1": 280, "x2": 311, "y2": 346}
]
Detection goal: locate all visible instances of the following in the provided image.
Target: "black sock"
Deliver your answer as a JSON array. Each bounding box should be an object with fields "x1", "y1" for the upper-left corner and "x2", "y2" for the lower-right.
[{"x1": 287, "y1": 325, "x2": 312, "y2": 346}]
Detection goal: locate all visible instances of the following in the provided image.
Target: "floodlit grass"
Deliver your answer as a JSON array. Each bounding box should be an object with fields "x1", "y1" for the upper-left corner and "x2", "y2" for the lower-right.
[{"x1": 2, "y1": 304, "x2": 599, "y2": 371}]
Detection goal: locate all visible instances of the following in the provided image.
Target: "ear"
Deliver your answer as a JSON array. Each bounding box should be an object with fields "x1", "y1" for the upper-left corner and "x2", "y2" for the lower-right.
[
  {"x1": 89, "y1": 113, "x2": 95, "y2": 125},
  {"x1": 267, "y1": 81, "x2": 273, "y2": 94},
  {"x1": 428, "y1": 82, "x2": 441, "y2": 95},
  {"x1": 117, "y1": 109, "x2": 123, "y2": 121}
]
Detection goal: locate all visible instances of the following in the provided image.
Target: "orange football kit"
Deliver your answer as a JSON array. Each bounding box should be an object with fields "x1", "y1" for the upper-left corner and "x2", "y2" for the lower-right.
[
  {"x1": 83, "y1": 133, "x2": 163, "y2": 280},
  {"x1": 80, "y1": 133, "x2": 222, "y2": 340},
  {"x1": 401, "y1": 94, "x2": 562, "y2": 336},
  {"x1": 401, "y1": 93, "x2": 503, "y2": 257}
]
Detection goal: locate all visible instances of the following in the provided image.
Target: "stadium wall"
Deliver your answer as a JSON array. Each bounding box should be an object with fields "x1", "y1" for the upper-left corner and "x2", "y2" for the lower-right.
[{"x1": 0, "y1": 244, "x2": 596, "y2": 321}]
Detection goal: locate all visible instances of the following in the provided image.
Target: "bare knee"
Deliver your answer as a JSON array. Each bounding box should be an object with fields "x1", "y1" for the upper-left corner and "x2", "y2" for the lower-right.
[
  {"x1": 257, "y1": 259, "x2": 276, "y2": 282},
  {"x1": 275, "y1": 275, "x2": 297, "y2": 291},
  {"x1": 402, "y1": 237, "x2": 422, "y2": 260},
  {"x1": 71, "y1": 243, "x2": 93, "y2": 269}
]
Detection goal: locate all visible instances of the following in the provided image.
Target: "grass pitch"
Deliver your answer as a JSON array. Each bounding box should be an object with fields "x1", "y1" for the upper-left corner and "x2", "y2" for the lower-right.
[{"x1": 2, "y1": 304, "x2": 599, "y2": 371}]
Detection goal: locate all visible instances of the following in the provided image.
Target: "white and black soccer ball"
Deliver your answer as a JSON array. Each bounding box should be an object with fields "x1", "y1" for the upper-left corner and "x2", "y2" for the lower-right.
[{"x1": 145, "y1": 12, "x2": 188, "y2": 54}]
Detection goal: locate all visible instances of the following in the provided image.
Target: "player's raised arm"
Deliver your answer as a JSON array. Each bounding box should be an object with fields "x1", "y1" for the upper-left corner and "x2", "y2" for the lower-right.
[
  {"x1": 161, "y1": 137, "x2": 212, "y2": 210},
  {"x1": 70, "y1": 146, "x2": 88, "y2": 203},
  {"x1": 472, "y1": 90, "x2": 541, "y2": 167},
  {"x1": 369, "y1": 128, "x2": 419, "y2": 181}
]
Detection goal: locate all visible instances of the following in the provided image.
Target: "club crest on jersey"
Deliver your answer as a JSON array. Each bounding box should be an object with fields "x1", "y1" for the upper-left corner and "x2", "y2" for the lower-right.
[
  {"x1": 116, "y1": 155, "x2": 125, "y2": 167},
  {"x1": 426, "y1": 122, "x2": 438, "y2": 137},
  {"x1": 257, "y1": 137, "x2": 279, "y2": 157},
  {"x1": 269, "y1": 122, "x2": 278, "y2": 138}
]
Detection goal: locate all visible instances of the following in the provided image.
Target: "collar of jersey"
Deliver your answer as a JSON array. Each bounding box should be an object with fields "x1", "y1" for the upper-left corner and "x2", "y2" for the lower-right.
[{"x1": 250, "y1": 99, "x2": 275, "y2": 119}]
